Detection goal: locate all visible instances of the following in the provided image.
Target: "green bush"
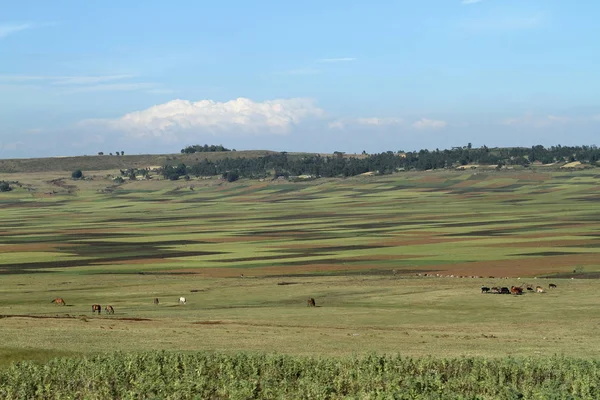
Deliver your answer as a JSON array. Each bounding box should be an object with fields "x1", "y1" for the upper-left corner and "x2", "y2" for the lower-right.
[
  {"x1": 0, "y1": 181, "x2": 11, "y2": 192},
  {"x1": 0, "y1": 351, "x2": 598, "y2": 399},
  {"x1": 71, "y1": 170, "x2": 83, "y2": 179}
]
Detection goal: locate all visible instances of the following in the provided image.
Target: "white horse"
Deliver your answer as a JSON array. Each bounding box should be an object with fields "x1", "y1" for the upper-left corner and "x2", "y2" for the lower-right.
[{"x1": 179, "y1": 297, "x2": 186, "y2": 304}]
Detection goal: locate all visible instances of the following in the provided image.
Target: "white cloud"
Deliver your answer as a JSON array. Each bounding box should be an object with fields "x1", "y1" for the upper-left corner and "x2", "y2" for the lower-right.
[
  {"x1": 592, "y1": 115, "x2": 600, "y2": 121},
  {"x1": 502, "y1": 113, "x2": 571, "y2": 128},
  {"x1": 461, "y1": 14, "x2": 543, "y2": 31},
  {"x1": 318, "y1": 58, "x2": 356, "y2": 63},
  {"x1": 51, "y1": 75, "x2": 135, "y2": 85},
  {"x1": 62, "y1": 82, "x2": 156, "y2": 93},
  {"x1": 0, "y1": 22, "x2": 57, "y2": 39},
  {"x1": 146, "y1": 88, "x2": 176, "y2": 94},
  {"x1": 278, "y1": 68, "x2": 321, "y2": 75},
  {"x1": 412, "y1": 118, "x2": 448, "y2": 130},
  {"x1": 461, "y1": 0, "x2": 483, "y2": 4},
  {"x1": 0, "y1": 74, "x2": 135, "y2": 85},
  {"x1": 0, "y1": 23, "x2": 34, "y2": 39},
  {"x1": 328, "y1": 117, "x2": 404, "y2": 129},
  {"x1": 80, "y1": 97, "x2": 327, "y2": 138},
  {"x1": 0, "y1": 74, "x2": 167, "y2": 93}
]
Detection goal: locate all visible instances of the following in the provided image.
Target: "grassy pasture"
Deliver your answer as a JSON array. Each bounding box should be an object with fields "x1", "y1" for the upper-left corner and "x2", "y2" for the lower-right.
[{"x1": 1, "y1": 168, "x2": 599, "y2": 367}]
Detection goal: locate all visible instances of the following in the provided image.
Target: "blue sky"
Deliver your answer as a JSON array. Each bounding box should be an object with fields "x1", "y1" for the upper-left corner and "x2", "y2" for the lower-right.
[{"x1": 1, "y1": 0, "x2": 599, "y2": 158}]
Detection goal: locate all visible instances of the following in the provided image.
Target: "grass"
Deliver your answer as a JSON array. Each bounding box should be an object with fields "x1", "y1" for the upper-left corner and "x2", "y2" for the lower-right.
[
  {"x1": 0, "y1": 168, "x2": 599, "y2": 368},
  {"x1": 2, "y1": 352, "x2": 599, "y2": 399}
]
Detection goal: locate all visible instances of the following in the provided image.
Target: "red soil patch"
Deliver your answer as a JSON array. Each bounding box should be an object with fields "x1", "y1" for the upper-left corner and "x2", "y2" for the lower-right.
[
  {"x1": 162, "y1": 263, "x2": 398, "y2": 278},
  {"x1": 93, "y1": 258, "x2": 169, "y2": 266},
  {"x1": 429, "y1": 253, "x2": 599, "y2": 277},
  {"x1": 343, "y1": 255, "x2": 422, "y2": 261},
  {"x1": 0, "y1": 243, "x2": 75, "y2": 252},
  {"x1": 378, "y1": 237, "x2": 476, "y2": 246}
]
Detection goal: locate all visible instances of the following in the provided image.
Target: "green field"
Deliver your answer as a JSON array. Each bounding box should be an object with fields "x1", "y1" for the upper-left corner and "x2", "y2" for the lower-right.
[{"x1": 1, "y1": 167, "x2": 599, "y2": 397}]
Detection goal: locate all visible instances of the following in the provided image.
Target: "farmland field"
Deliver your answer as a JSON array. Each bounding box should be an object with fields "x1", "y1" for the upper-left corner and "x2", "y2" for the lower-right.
[{"x1": 1, "y1": 168, "x2": 599, "y2": 368}]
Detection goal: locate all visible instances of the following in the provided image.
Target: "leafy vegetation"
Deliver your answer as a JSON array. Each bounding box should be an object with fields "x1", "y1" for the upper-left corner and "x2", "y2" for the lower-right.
[
  {"x1": 181, "y1": 144, "x2": 231, "y2": 153},
  {"x1": 71, "y1": 169, "x2": 83, "y2": 179},
  {"x1": 1, "y1": 351, "x2": 598, "y2": 399},
  {"x1": 165, "y1": 144, "x2": 600, "y2": 180},
  {"x1": 0, "y1": 181, "x2": 11, "y2": 192}
]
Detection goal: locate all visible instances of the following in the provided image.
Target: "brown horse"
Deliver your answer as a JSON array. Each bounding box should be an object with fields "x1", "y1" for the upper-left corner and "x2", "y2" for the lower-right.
[
  {"x1": 51, "y1": 298, "x2": 66, "y2": 306},
  {"x1": 307, "y1": 298, "x2": 316, "y2": 307},
  {"x1": 153, "y1": 298, "x2": 159, "y2": 305},
  {"x1": 105, "y1": 305, "x2": 114, "y2": 314},
  {"x1": 92, "y1": 304, "x2": 101, "y2": 314},
  {"x1": 510, "y1": 286, "x2": 523, "y2": 295}
]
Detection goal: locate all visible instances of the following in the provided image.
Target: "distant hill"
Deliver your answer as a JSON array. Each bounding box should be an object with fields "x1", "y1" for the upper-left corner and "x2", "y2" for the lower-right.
[{"x1": 0, "y1": 150, "x2": 283, "y2": 173}]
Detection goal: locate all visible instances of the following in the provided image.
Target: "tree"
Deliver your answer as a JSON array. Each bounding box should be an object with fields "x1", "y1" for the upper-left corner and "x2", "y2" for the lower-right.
[
  {"x1": 222, "y1": 171, "x2": 239, "y2": 182},
  {"x1": 120, "y1": 151, "x2": 124, "y2": 156},
  {"x1": 71, "y1": 170, "x2": 83, "y2": 179},
  {"x1": 0, "y1": 181, "x2": 11, "y2": 192},
  {"x1": 98, "y1": 152, "x2": 104, "y2": 155}
]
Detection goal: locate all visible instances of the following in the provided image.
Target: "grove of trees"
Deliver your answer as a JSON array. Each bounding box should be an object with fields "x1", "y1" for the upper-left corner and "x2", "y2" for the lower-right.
[
  {"x1": 161, "y1": 144, "x2": 599, "y2": 181},
  {"x1": 181, "y1": 144, "x2": 231, "y2": 154}
]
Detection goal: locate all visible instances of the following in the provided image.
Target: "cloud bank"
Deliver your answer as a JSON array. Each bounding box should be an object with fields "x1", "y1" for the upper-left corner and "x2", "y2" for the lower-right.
[
  {"x1": 81, "y1": 97, "x2": 328, "y2": 138},
  {"x1": 0, "y1": 23, "x2": 35, "y2": 39}
]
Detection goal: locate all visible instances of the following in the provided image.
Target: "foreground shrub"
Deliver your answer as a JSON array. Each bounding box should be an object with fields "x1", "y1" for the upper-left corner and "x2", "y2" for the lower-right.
[{"x1": 0, "y1": 352, "x2": 598, "y2": 399}]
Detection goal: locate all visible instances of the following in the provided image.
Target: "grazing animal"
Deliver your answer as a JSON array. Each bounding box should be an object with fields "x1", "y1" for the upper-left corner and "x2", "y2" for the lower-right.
[
  {"x1": 536, "y1": 286, "x2": 545, "y2": 293},
  {"x1": 179, "y1": 297, "x2": 186, "y2": 305},
  {"x1": 527, "y1": 287, "x2": 534, "y2": 292},
  {"x1": 92, "y1": 304, "x2": 101, "y2": 314},
  {"x1": 510, "y1": 286, "x2": 523, "y2": 295},
  {"x1": 481, "y1": 287, "x2": 490, "y2": 294},
  {"x1": 490, "y1": 287, "x2": 501, "y2": 294},
  {"x1": 307, "y1": 298, "x2": 316, "y2": 307},
  {"x1": 549, "y1": 283, "x2": 557, "y2": 289},
  {"x1": 105, "y1": 305, "x2": 114, "y2": 314},
  {"x1": 153, "y1": 298, "x2": 159, "y2": 305},
  {"x1": 51, "y1": 297, "x2": 66, "y2": 306},
  {"x1": 500, "y1": 287, "x2": 511, "y2": 294}
]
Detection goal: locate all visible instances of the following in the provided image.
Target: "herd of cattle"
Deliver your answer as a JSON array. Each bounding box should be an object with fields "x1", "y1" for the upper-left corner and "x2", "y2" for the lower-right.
[
  {"x1": 481, "y1": 283, "x2": 557, "y2": 295},
  {"x1": 48, "y1": 280, "x2": 556, "y2": 315}
]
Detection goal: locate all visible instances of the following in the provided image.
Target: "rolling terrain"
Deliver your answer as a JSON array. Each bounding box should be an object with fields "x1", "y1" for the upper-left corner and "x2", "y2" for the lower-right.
[{"x1": 0, "y1": 162, "x2": 599, "y2": 398}]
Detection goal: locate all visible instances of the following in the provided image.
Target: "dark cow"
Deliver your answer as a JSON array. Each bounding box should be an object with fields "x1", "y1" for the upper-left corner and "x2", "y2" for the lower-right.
[
  {"x1": 51, "y1": 297, "x2": 66, "y2": 306},
  {"x1": 481, "y1": 287, "x2": 490, "y2": 294},
  {"x1": 153, "y1": 298, "x2": 159, "y2": 305},
  {"x1": 500, "y1": 287, "x2": 511, "y2": 294},
  {"x1": 510, "y1": 286, "x2": 523, "y2": 295},
  {"x1": 549, "y1": 283, "x2": 557, "y2": 289},
  {"x1": 526, "y1": 286, "x2": 534, "y2": 292},
  {"x1": 105, "y1": 305, "x2": 114, "y2": 314},
  {"x1": 307, "y1": 298, "x2": 316, "y2": 307},
  {"x1": 92, "y1": 304, "x2": 101, "y2": 314}
]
